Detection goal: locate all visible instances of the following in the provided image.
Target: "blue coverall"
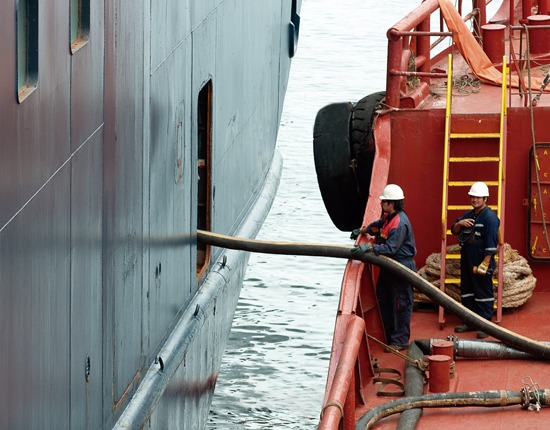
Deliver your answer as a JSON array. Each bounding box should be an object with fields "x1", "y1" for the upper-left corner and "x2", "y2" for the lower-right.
[
  {"x1": 367, "y1": 210, "x2": 417, "y2": 347},
  {"x1": 452, "y1": 207, "x2": 500, "y2": 320}
]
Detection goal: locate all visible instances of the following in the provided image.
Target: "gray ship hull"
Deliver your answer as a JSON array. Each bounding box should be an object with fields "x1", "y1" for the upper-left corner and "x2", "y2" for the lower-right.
[{"x1": 0, "y1": 0, "x2": 300, "y2": 428}]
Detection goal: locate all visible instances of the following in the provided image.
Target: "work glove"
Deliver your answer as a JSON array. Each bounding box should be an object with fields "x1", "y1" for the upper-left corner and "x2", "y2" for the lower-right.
[
  {"x1": 351, "y1": 243, "x2": 374, "y2": 258},
  {"x1": 350, "y1": 228, "x2": 362, "y2": 240},
  {"x1": 473, "y1": 260, "x2": 491, "y2": 276}
]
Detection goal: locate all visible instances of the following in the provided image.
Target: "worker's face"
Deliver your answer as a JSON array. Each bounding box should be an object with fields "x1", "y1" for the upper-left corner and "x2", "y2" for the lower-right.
[
  {"x1": 381, "y1": 200, "x2": 394, "y2": 213},
  {"x1": 470, "y1": 196, "x2": 487, "y2": 211}
]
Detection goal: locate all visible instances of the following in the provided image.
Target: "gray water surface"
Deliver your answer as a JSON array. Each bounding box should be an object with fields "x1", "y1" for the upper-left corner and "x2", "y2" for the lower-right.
[{"x1": 208, "y1": 0, "x2": 427, "y2": 428}]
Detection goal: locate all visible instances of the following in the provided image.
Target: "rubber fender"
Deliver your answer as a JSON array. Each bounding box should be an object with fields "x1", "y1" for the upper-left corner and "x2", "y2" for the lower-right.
[
  {"x1": 350, "y1": 91, "x2": 386, "y2": 201},
  {"x1": 313, "y1": 102, "x2": 364, "y2": 231}
]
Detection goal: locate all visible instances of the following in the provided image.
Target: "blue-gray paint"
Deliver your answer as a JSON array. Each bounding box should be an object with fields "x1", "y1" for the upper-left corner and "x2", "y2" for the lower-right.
[{"x1": 0, "y1": 0, "x2": 299, "y2": 427}]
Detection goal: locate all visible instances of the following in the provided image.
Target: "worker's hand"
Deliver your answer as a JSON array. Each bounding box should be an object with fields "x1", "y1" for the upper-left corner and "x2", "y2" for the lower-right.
[
  {"x1": 460, "y1": 218, "x2": 475, "y2": 228},
  {"x1": 350, "y1": 228, "x2": 362, "y2": 240},
  {"x1": 473, "y1": 260, "x2": 490, "y2": 276},
  {"x1": 351, "y1": 243, "x2": 374, "y2": 258}
]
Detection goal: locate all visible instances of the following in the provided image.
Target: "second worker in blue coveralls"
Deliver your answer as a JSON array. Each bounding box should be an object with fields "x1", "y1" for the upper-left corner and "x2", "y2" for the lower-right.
[
  {"x1": 350, "y1": 184, "x2": 417, "y2": 351},
  {"x1": 451, "y1": 181, "x2": 500, "y2": 339}
]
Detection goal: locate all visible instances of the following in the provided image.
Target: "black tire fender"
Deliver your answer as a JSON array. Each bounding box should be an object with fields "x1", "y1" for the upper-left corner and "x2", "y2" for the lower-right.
[
  {"x1": 350, "y1": 91, "x2": 386, "y2": 201},
  {"x1": 313, "y1": 102, "x2": 365, "y2": 231}
]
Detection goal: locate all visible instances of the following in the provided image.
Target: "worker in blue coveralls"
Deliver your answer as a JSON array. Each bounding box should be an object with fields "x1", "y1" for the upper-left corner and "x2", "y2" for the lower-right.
[
  {"x1": 350, "y1": 184, "x2": 417, "y2": 352},
  {"x1": 451, "y1": 181, "x2": 500, "y2": 339}
]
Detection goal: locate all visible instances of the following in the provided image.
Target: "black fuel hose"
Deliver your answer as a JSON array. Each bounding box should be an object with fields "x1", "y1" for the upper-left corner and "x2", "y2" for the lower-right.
[
  {"x1": 197, "y1": 230, "x2": 550, "y2": 358},
  {"x1": 354, "y1": 389, "x2": 550, "y2": 430},
  {"x1": 399, "y1": 337, "x2": 550, "y2": 430},
  {"x1": 396, "y1": 340, "x2": 428, "y2": 429}
]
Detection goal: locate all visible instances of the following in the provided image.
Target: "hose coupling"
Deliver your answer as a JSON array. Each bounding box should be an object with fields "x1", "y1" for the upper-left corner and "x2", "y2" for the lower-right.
[{"x1": 520, "y1": 386, "x2": 542, "y2": 411}]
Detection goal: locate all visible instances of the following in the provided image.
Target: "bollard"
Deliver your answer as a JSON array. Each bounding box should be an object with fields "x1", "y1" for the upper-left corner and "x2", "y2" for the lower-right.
[
  {"x1": 481, "y1": 24, "x2": 506, "y2": 64},
  {"x1": 427, "y1": 354, "x2": 451, "y2": 393},
  {"x1": 527, "y1": 15, "x2": 550, "y2": 54},
  {"x1": 432, "y1": 340, "x2": 455, "y2": 379}
]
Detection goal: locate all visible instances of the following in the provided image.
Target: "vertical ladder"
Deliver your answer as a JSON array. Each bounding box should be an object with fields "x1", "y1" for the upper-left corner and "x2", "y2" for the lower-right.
[{"x1": 439, "y1": 54, "x2": 507, "y2": 327}]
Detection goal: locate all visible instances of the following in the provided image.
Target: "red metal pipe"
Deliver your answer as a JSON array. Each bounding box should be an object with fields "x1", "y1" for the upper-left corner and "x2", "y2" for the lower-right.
[
  {"x1": 510, "y1": 23, "x2": 550, "y2": 28},
  {"x1": 416, "y1": 18, "x2": 432, "y2": 85},
  {"x1": 387, "y1": 0, "x2": 439, "y2": 38},
  {"x1": 389, "y1": 70, "x2": 447, "y2": 78},
  {"x1": 319, "y1": 316, "x2": 366, "y2": 430},
  {"x1": 389, "y1": 30, "x2": 452, "y2": 37},
  {"x1": 415, "y1": 54, "x2": 427, "y2": 69},
  {"x1": 386, "y1": 0, "x2": 439, "y2": 107},
  {"x1": 522, "y1": 0, "x2": 532, "y2": 22},
  {"x1": 343, "y1": 370, "x2": 355, "y2": 430},
  {"x1": 386, "y1": 39, "x2": 403, "y2": 108},
  {"x1": 474, "y1": 0, "x2": 487, "y2": 29}
]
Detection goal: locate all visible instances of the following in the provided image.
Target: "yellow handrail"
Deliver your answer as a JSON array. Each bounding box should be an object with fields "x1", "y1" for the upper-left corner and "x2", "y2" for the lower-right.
[{"x1": 441, "y1": 54, "x2": 453, "y2": 240}]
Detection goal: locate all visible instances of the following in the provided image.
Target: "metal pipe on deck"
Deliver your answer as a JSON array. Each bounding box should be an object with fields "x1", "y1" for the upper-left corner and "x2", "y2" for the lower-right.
[
  {"x1": 416, "y1": 19, "x2": 432, "y2": 85},
  {"x1": 355, "y1": 389, "x2": 550, "y2": 430},
  {"x1": 387, "y1": 0, "x2": 440, "y2": 40}
]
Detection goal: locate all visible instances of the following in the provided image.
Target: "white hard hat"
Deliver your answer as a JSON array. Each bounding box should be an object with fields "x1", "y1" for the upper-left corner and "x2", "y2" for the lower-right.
[
  {"x1": 380, "y1": 184, "x2": 405, "y2": 200},
  {"x1": 468, "y1": 182, "x2": 489, "y2": 197}
]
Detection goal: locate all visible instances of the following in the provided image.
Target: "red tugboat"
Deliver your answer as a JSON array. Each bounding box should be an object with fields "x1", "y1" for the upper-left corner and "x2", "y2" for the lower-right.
[{"x1": 314, "y1": 0, "x2": 550, "y2": 428}]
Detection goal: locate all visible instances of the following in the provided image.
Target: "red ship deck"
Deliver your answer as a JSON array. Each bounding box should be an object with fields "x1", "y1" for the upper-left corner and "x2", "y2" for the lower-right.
[
  {"x1": 357, "y1": 291, "x2": 550, "y2": 429},
  {"x1": 316, "y1": 2, "x2": 550, "y2": 429}
]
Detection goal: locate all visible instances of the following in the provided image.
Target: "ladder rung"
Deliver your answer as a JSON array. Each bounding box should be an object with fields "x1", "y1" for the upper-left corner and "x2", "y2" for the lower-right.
[
  {"x1": 449, "y1": 157, "x2": 500, "y2": 162},
  {"x1": 448, "y1": 205, "x2": 499, "y2": 211},
  {"x1": 447, "y1": 205, "x2": 474, "y2": 211},
  {"x1": 450, "y1": 132, "x2": 501, "y2": 139},
  {"x1": 448, "y1": 181, "x2": 499, "y2": 186},
  {"x1": 443, "y1": 253, "x2": 501, "y2": 261},
  {"x1": 443, "y1": 277, "x2": 500, "y2": 285}
]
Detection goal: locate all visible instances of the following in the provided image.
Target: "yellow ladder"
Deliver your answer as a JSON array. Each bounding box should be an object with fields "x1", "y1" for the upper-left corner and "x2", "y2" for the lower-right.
[{"x1": 439, "y1": 54, "x2": 507, "y2": 327}]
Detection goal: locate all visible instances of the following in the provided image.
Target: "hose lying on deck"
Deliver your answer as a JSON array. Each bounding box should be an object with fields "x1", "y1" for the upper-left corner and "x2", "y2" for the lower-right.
[
  {"x1": 354, "y1": 388, "x2": 550, "y2": 430},
  {"x1": 197, "y1": 230, "x2": 550, "y2": 358},
  {"x1": 397, "y1": 338, "x2": 550, "y2": 430}
]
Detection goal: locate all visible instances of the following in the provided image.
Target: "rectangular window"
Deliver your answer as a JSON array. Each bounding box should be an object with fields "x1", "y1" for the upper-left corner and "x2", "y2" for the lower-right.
[
  {"x1": 70, "y1": 0, "x2": 90, "y2": 53},
  {"x1": 196, "y1": 81, "x2": 213, "y2": 278},
  {"x1": 17, "y1": 0, "x2": 38, "y2": 103}
]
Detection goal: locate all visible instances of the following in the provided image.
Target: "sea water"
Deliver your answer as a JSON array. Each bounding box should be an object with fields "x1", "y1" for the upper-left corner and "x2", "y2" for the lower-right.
[{"x1": 208, "y1": 0, "x2": 443, "y2": 428}]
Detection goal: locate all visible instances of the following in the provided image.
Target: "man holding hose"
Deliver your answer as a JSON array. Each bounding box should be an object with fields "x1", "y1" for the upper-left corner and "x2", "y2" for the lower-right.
[{"x1": 350, "y1": 184, "x2": 417, "y2": 351}]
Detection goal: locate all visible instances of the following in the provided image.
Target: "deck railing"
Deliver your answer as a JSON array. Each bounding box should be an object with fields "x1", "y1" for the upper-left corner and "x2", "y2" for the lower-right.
[
  {"x1": 386, "y1": 0, "x2": 550, "y2": 109},
  {"x1": 385, "y1": 0, "x2": 488, "y2": 108}
]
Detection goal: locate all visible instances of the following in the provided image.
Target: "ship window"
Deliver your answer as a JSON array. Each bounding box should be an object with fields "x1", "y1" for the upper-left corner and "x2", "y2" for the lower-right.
[
  {"x1": 196, "y1": 81, "x2": 212, "y2": 279},
  {"x1": 288, "y1": 0, "x2": 300, "y2": 57},
  {"x1": 16, "y1": 0, "x2": 38, "y2": 103},
  {"x1": 70, "y1": 0, "x2": 90, "y2": 53}
]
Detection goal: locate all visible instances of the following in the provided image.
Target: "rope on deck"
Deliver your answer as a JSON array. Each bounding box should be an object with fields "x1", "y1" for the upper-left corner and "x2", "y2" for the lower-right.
[{"x1": 416, "y1": 243, "x2": 536, "y2": 308}]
